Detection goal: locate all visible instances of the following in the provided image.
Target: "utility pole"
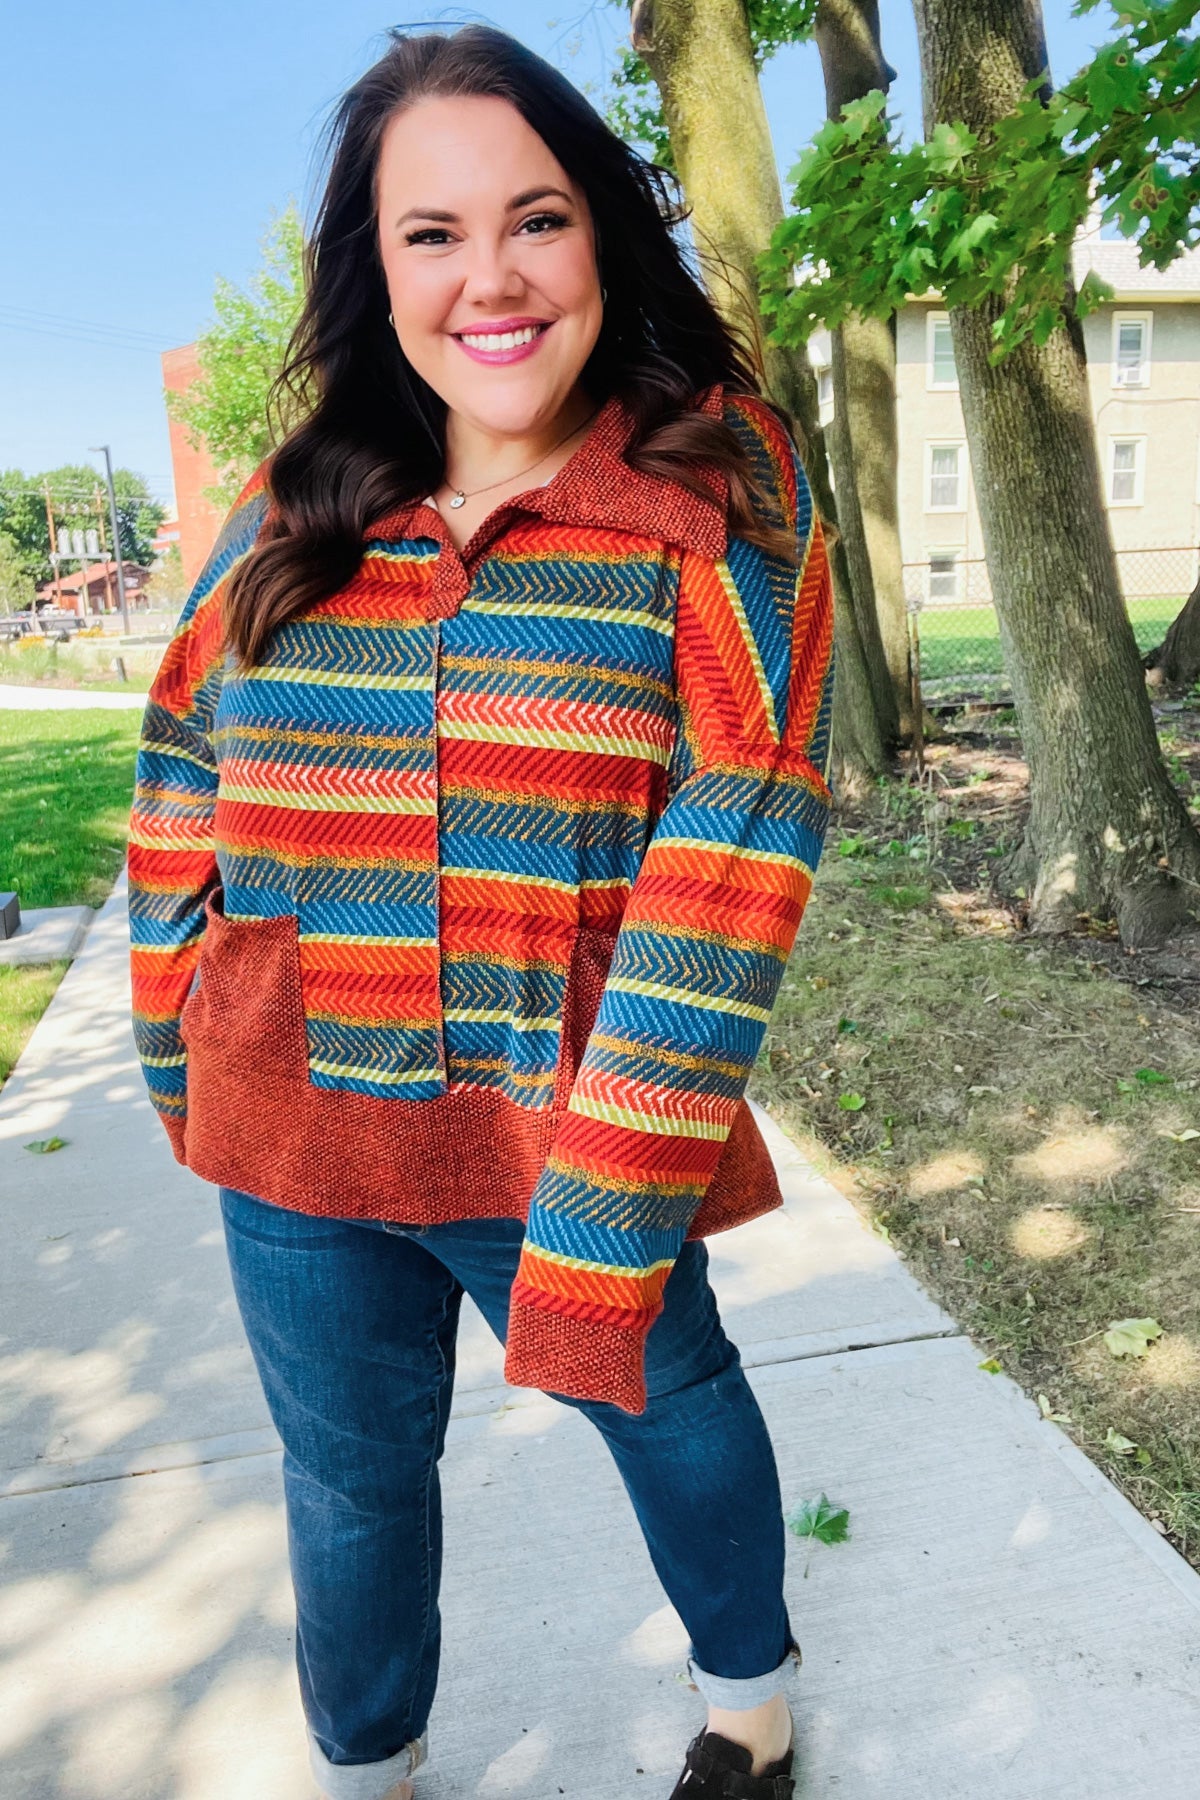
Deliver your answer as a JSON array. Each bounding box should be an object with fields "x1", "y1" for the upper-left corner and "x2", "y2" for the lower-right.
[
  {"x1": 90, "y1": 444, "x2": 129, "y2": 634},
  {"x1": 94, "y1": 486, "x2": 115, "y2": 612},
  {"x1": 43, "y1": 483, "x2": 63, "y2": 610}
]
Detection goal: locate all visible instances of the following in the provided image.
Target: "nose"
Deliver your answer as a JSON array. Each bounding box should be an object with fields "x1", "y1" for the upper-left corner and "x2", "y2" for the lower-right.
[{"x1": 459, "y1": 238, "x2": 525, "y2": 307}]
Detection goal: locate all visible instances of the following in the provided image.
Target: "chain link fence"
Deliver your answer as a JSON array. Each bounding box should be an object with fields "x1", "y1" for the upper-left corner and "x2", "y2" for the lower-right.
[{"x1": 904, "y1": 545, "x2": 1198, "y2": 702}]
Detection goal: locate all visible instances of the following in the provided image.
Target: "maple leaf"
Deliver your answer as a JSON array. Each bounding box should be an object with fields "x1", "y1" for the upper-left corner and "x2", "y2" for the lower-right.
[{"x1": 787, "y1": 1493, "x2": 850, "y2": 1545}]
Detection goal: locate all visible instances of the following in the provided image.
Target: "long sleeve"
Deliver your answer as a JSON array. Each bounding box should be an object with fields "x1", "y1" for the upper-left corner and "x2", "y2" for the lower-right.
[
  {"x1": 128, "y1": 474, "x2": 269, "y2": 1159},
  {"x1": 504, "y1": 396, "x2": 836, "y2": 1412}
]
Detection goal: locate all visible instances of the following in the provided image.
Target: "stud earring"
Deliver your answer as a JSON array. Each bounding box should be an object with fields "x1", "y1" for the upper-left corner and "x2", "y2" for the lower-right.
[
  {"x1": 601, "y1": 286, "x2": 608, "y2": 303},
  {"x1": 388, "y1": 311, "x2": 395, "y2": 328}
]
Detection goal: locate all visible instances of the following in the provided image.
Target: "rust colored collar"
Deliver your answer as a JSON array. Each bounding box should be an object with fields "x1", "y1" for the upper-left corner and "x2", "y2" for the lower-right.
[{"x1": 364, "y1": 381, "x2": 731, "y2": 568}]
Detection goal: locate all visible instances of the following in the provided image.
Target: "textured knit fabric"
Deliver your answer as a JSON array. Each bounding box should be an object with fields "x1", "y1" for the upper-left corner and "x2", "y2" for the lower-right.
[{"x1": 128, "y1": 381, "x2": 836, "y2": 1412}]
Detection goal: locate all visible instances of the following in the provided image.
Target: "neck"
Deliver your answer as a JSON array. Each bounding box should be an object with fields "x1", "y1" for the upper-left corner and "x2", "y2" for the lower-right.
[{"x1": 441, "y1": 386, "x2": 598, "y2": 495}]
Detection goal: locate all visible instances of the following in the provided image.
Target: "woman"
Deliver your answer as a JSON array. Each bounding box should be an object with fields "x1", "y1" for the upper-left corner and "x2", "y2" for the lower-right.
[{"x1": 129, "y1": 23, "x2": 834, "y2": 1800}]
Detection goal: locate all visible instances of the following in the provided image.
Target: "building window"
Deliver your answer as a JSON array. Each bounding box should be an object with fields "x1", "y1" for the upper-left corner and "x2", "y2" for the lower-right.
[
  {"x1": 928, "y1": 552, "x2": 960, "y2": 602},
  {"x1": 815, "y1": 363, "x2": 834, "y2": 422},
  {"x1": 1112, "y1": 312, "x2": 1151, "y2": 388},
  {"x1": 926, "y1": 442, "x2": 965, "y2": 511},
  {"x1": 1108, "y1": 436, "x2": 1145, "y2": 506},
  {"x1": 927, "y1": 312, "x2": 958, "y2": 389}
]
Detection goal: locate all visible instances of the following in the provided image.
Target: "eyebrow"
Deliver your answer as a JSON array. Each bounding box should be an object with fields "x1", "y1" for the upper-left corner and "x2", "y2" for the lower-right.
[{"x1": 394, "y1": 186, "x2": 575, "y2": 228}]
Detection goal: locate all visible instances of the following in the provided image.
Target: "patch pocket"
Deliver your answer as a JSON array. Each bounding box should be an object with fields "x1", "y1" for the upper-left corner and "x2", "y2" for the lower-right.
[
  {"x1": 179, "y1": 886, "x2": 307, "y2": 1079},
  {"x1": 553, "y1": 926, "x2": 620, "y2": 1112}
]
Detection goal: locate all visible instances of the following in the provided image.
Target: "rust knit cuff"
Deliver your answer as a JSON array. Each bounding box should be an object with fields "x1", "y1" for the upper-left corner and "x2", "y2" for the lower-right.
[
  {"x1": 504, "y1": 1297, "x2": 650, "y2": 1415},
  {"x1": 161, "y1": 1112, "x2": 188, "y2": 1165}
]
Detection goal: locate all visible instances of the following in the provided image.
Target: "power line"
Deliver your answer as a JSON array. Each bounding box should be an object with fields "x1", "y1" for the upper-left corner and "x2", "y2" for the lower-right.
[{"x1": 0, "y1": 304, "x2": 189, "y2": 354}]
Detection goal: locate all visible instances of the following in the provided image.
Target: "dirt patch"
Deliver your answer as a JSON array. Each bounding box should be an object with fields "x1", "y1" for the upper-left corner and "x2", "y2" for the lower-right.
[{"x1": 751, "y1": 692, "x2": 1200, "y2": 1568}]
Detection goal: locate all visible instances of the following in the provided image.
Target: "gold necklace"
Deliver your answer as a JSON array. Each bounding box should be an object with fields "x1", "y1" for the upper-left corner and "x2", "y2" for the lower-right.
[{"x1": 439, "y1": 404, "x2": 602, "y2": 509}]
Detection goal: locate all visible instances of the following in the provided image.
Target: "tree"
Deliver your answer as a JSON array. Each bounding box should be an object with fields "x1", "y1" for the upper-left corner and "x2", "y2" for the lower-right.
[
  {"x1": 760, "y1": 0, "x2": 1200, "y2": 943},
  {"x1": 624, "y1": 0, "x2": 891, "y2": 790},
  {"x1": 814, "y1": 0, "x2": 912, "y2": 744},
  {"x1": 166, "y1": 203, "x2": 306, "y2": 508},
  {"x1": 918, "y1": 0, "x2": 1200, "y2": 943},
  {"x1": 0, "y1": 466, "x2": 162, "y2": 583},
  {"x1": 0, "y1": 534, "x2": 34, "y2": 616}
]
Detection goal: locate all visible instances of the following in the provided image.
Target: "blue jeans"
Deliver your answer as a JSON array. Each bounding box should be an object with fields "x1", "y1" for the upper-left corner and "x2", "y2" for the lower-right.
[{"x1": 218, "y1": 1189, "x2": 802, "y2": 1800}]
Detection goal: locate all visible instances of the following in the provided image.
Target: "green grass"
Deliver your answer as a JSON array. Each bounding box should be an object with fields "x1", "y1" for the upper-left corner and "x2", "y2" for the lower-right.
[
  {"x1": 0, "y1": 638, "x2": 159, "y2": 693},
  {"x1": 0, "y1": 963, "x2": 68, "y2": 1085},
  {"x1": 0, "y1": 709, "x2": 141, "y2": 908},
  {"x1": 916, "y1": 598, "x2": 1181, "y2": 683}
]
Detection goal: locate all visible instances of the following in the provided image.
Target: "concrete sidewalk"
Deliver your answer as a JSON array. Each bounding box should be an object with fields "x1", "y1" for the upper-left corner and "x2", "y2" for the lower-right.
[{"x1": 1, "y1": 877, "x2": 1197, "y2": 1799}]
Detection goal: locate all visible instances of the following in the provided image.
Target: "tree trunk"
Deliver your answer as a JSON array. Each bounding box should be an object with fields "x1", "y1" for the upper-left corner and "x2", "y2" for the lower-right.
[
  {"x1": 815, "y1": 1, "x2": 914, "y2": 744},
  {"x1": 1144, "y1": 575, "x2": 1200, "y2": 692},
  {"x1": 631, "y1": 0, "x2": 890, "y2": 793},
  {"x1": 914, "y1": 0, "x2": 1200, "y2": 944}
]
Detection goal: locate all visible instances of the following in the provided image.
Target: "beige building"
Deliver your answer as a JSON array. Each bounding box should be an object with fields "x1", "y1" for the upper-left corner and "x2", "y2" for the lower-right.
[{"x1": 811, "y1": 214, "x2": 1200, "y2": 611}]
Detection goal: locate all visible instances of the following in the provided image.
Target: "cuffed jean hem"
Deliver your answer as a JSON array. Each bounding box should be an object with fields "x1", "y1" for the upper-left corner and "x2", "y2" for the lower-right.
[
  {"x1": 686, "y1": 1641, "x2": 803, "y2": 1711},
  {"x1": 308, "y1": 1726, "x2": 429, "y2": 1799}
]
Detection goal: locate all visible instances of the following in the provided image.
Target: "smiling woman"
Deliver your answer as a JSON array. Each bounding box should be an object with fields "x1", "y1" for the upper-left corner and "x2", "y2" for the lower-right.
[{"x1": 126, "y1": 22, "x2": 834, "y2": 1800}]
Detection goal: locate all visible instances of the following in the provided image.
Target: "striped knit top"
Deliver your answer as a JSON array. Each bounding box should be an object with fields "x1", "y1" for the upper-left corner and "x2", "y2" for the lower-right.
[{"x1": 128, "y1": 381, "x2": 835, "y2": 1413}]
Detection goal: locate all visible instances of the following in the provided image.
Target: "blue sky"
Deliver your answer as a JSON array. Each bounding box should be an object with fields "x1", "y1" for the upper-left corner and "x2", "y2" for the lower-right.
[{"x1": 0, "y1": 2, "x2": 1107, "y2": 509}]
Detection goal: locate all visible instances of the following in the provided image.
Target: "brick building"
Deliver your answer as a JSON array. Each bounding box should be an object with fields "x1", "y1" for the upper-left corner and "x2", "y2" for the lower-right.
[{"x1": 161, "y1": 344, "x2": 225, "y2": 589}]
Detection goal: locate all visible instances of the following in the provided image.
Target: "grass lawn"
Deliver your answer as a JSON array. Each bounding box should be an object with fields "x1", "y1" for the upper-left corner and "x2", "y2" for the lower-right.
[
  {"x1": 0, "y1": 638, "x2": 159, "y2": 694},
  {"x1": 0, "y1": 963, "x2": 68, "y2": 1085},
  {"x1": 917, "y1": 598, "x2": 1180, "y2": 684},
  {"x1": 0, "y1": 708, "x2": 141, "y2": 1089},
  {"x1": 751, "y1": 725, "x2": 1200, "y2": 1569}
]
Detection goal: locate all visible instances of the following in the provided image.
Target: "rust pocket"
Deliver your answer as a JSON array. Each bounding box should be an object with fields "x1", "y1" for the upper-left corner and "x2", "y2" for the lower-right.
[
  {"x1": 179, "y1": 886, "x2": 307, "y2": 1079},
  {"x1": 552, "y1": 926, "x2": 620, "y2": 1112}
]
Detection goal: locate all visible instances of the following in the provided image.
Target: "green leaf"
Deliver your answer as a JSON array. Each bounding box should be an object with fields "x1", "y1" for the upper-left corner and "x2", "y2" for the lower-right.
[
  {"x1": 24, "y1": 1137, "x2": 67, "y2": 1154},
  {"x1": 1103, "y1": 1317, "x2": 1163, "y2": 1358},
  {"x1": 1037, "y1": 1393, "x2": 1071, "y2": 1422},
  {"x1": 1104, "y1": 1427, "x2": 1139, "y2": 1455},
  {"x1": 1134, "y1": 1067, "x2": 1172, "y2": 1084},
  {"x1": 837, "y1": 1092, "x2": 866, "y2": 1111},
  {"x1": 1161, "y1": 1127, "x2": 1200, "y2": 1142},
  {"x1": 787, "y1": 1492, "x2": 850, "y2": 1544},
  {"x1": 978, "y1": 1357, "x2": 1004, "y2": 1374}
]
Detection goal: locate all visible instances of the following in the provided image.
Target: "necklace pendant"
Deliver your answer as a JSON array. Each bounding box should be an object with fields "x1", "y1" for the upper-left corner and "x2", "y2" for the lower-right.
[{"x1": 449, "y1": 492, "x2": 466, "y2": 509}]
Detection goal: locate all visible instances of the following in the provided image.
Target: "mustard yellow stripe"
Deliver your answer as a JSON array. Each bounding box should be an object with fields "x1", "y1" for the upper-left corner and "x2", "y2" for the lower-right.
[
  {"x1": 130, "y1": 932, "x2": 205, "y2": 955},
  {"x1": 437, "y1": 720, "x2": 671, "y2": 765},
  {"x1": 140, "y1": 1051, "x2": 188, "y2": 1068},
  {"x1": 716, "y1": 560, "x2": 779, "y2": 744},
  {"x1": 604, "y1": 974, "x2": 773, "y2": 1024},
  {"x1": 566, "y1": 1094, "x2": 731, "y2": 1140},
  {"x1": 464, "y1": 599, "x2": 673, "y2": 637},
  {"x1": 522, "y1": 1242, "x2": 676, "y2": 1280},
  {"x1": 646, "y1": 836, "x2": 815, "y2": 875},
  {"x1": 240, "y1": 667, "x2": 433, "y2": 692},
  {"x1": 308, "y1": 1059, "x2": 443, "y2": 1085},
  {"x1": 217, "y1": 783, "x2": 436, "y2": 815}
]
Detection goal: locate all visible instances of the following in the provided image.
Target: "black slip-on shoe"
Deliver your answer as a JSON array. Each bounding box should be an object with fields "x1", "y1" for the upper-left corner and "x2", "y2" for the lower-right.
[{"x1": 668, "y1": 1728, "x2": 794, "y2": 1799}]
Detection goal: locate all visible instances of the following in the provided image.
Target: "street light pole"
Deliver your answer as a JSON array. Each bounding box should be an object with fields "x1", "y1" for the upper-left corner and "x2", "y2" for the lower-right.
[{"x1": 90, "y1": 444, "x2": 129, "y2": 635}]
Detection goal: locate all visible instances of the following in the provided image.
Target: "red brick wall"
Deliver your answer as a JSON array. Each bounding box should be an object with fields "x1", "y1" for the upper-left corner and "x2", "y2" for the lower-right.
[{"x1": 162, "y1": 345, "x2": 227, "y2": 590}]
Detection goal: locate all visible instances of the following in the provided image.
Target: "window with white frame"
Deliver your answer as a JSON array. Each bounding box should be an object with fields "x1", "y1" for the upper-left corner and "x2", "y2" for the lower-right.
[
  {"x1": 927, "y1": 313, "x2": 958, "y2": 389},
  {"x1": 928, "y1": 551, "x2": 960, "y2": 602},
  {"x1": 926, "y1": 441, "x2": 965, "y2": 511},
  {"x1": 1108, "y1": 436, "x2": 1145, "y2": 505},
  {"x1": 815, "y1": 363, "x2": 834, "y2": 422},
  {"x1": 1112, "y1": 312, "x2": 1151, "y2": 387}
]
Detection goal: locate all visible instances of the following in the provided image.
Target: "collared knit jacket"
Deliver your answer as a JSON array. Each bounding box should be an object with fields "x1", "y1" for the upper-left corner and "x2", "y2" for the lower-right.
[{"x1": 129, "y1": 381, "x2": 835, "y2": 1414}]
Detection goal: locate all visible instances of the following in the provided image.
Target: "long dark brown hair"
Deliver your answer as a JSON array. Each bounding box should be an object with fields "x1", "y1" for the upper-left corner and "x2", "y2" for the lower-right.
[{"x1": 225, "y1": 22, "x2": 802, "y2": 667}]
